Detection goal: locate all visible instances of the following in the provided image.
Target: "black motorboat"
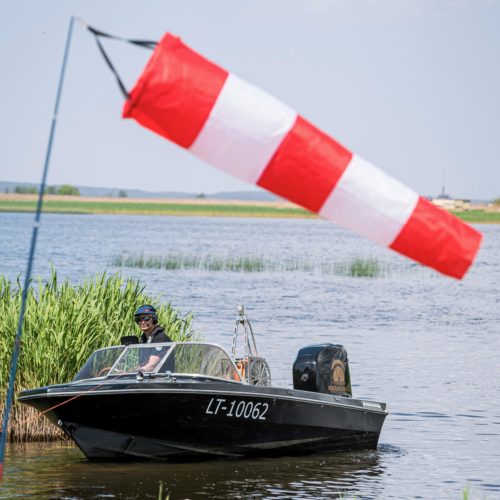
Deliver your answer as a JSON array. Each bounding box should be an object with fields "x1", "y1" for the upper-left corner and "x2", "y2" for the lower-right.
[{"x1": 18, "y1": 306, "x2": 388, "y2": 460}]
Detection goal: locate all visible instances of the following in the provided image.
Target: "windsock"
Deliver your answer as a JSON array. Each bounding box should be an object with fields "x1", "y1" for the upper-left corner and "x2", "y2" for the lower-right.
[{"x1": 123, "y1": 33, "x2": 482, "y2": 279}]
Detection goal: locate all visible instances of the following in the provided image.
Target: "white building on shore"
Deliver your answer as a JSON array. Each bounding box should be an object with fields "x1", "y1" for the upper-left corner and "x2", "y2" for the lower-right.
[{"x1": 430, "y1": 193, "x2": 471, "y2": 211}]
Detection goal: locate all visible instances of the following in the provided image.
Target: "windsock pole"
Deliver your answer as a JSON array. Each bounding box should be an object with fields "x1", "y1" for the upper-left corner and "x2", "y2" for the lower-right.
[{"x1": 0, "y1": 16, "x2": 75, "y2": 486}]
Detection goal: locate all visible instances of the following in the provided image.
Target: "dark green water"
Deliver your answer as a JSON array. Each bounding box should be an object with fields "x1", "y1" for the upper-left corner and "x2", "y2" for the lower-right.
[{"x1": 2, "y1": 442, "x2": 394, "y2": 499}]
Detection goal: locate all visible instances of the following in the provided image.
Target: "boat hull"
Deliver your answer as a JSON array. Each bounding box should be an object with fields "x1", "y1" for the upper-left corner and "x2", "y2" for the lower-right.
[{"x1": 19, "y1": 381, "x2": 387, "y2": 460}]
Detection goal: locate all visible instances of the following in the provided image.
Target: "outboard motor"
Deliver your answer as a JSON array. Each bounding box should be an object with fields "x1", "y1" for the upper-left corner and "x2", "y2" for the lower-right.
[{"x1": 293, "y1": 344, "x2": 352, "y2": 397}]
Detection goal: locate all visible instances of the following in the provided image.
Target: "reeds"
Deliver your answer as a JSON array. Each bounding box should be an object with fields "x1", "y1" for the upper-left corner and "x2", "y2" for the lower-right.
[
  {"x1": 0, "y1": 270, "x2": 194, "y2": 442},
  {"x1": 110, "y1": 252, "x2": 433, "y2": 279},
  {"x1": 320, "y1": 257, "x2": 391, "y2": 278},
  {"x1": 462, "y1": 482, "x2": 486, "y2": 500}
]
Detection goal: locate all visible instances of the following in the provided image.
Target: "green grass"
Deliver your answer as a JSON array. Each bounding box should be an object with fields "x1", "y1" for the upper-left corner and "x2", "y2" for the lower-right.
[
  {"x1": 0, "y1": 199, "x2": 316, "y2": 219},
  {"x1": 462, "y1": 482, "x2": 486, "y2": 500},
  {"x1": 110, "y1": 252, "x2": 433, "y2": 278},
  {"x1": 158, "y1": 481, "x2": 169, "y2": 500},
  {"x1": 335, "y1": 483, "x2": 486, "y2": 499},
  {"x1": 3, "y1": 199, "x2": 500, "y2": 222},
  {"x1": 0, "y1": 270, "x2": 194, "y2": 442},
  {"x1": 451, "y1": 210, "x2": 500, "y2": 223}
]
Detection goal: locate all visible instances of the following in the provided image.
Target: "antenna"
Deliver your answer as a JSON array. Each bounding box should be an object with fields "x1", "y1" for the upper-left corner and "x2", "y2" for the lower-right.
[
  {"x1": 442, "y1": 169, "x2": 445, "y2": 196},
  {"x1": 0, "y1": 16, "x2": 76, "y2": 487},
  {"x1": 231, "y1": 305, "x2": 270, "y2": 386}
]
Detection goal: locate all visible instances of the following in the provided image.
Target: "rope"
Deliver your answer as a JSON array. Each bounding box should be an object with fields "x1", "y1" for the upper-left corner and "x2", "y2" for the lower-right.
[
  {"x1": 77, "y1": 19, "x2": 157, "y2": 100},
  {"x1": 198, "y1": 307, "x2": 239, "y2": 333},
  {"x1": 1, "y1": 347, "x2": 169, "y2": 433},
  {"x1": 78, "y1": 19, "x2": 157, "y2": 49}
]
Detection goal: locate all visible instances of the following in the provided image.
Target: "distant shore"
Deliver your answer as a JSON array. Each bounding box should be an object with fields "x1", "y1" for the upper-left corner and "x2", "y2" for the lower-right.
[
  {"x1": 0, "y1": 194, "x2": 317, "y2": 219},
  {"x1": 0, "y1": 194, "x2": 498, "y2": 222}
]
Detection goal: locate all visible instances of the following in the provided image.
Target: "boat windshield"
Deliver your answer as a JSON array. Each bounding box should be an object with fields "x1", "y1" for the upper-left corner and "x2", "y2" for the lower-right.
[
  {"x1": 110, "y1": 345, "x2": 172, "y2": 375},
  {"x1": 158, "y1": 343, "x2": 241, "y2": 382},
  {"x1": 73, "y1": 347, "x2": 125, "y2": 381}
]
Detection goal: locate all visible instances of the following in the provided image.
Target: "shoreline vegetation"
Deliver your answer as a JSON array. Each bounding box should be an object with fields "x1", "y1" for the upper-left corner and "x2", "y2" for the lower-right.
[
  {"x1": 0, "y1": 195, "x2": 316, "y2": 219},
  {"x1": 110, "y1": 252, "x2": 437, "y2": 279},
  {"x1": 1, "y1": 194, "x2": 499, "y2": 222},
  {"x1": 0, "y1": 271, "x2": 194, "y2": 442}
]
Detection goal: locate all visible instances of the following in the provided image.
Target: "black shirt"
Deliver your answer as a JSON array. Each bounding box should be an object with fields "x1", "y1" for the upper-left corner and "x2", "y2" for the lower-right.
[
  {"x1": 139, "y1": 325, "x2": 172, "y2": 344},
  {"x1": 139, "y1": 325, "x2": 172, "y2": 367}
]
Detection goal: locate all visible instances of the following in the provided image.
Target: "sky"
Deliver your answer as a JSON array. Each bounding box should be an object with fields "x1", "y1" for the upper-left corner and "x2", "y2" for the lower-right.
[{"x1": 0, "y1": 0, "x2": 499, "y2": 198}]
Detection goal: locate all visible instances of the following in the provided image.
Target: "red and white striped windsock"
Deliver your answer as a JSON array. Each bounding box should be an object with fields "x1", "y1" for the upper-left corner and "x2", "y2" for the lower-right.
[{"x1": 123, "y1": 33, "x2": 482, "y2": 279}]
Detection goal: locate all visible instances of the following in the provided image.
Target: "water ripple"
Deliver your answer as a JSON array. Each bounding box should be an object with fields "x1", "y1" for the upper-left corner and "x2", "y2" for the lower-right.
[{"x1": 0, "y1": 213, "x2": 499, "y2": 498}]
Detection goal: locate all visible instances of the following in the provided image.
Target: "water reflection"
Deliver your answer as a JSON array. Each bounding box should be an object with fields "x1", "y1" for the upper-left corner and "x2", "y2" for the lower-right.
[{"x1": 2, "y1": 442, "x2": 395, "y2": 499}]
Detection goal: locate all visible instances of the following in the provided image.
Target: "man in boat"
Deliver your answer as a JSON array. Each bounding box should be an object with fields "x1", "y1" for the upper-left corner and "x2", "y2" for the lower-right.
[{"x1": 135, "y1": 304, "x2": 172, "y2": 371}]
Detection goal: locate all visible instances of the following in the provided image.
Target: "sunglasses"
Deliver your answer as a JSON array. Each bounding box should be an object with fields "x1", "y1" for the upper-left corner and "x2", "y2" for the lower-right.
[{"x1": 136, "y1": 316, "x2": 152, "y2": 323}]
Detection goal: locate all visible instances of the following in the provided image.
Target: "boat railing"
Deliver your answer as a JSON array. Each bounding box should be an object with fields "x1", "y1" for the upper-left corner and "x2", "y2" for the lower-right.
[{"x1": 231, "y1": 306, "x2": 271, "y2": 387}]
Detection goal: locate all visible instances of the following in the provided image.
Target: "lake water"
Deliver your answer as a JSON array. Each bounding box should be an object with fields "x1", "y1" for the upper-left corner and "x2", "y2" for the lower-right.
[{"x1": 1, "y1": 212, "x2": 499, "y2": 499}]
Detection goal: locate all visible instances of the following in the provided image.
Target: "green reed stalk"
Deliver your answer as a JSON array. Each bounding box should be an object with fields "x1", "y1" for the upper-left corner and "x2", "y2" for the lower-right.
[
  {"x1": 163, "y1": 254, "x2": 182, "y2": 270},
  {"x1": 0, "y1": 270, "x2": 194, "y2": 442},
  {"x1": 111, "y1": 251, "x2": 437, "y2": 279},
  {"x1": 183, "y1": 254, "x2": 201, "y2": 268}
]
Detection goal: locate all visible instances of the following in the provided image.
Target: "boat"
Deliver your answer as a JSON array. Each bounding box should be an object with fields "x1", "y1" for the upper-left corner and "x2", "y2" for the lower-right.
[{"x1": 17, "y1": 306, "x2": 388, "y2": 461}]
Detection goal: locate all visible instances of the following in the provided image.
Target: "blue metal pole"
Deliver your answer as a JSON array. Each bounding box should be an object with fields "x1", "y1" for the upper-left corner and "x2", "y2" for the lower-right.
[{"x1": 0, "y1": 16, "x2": 75, "y2": 485}]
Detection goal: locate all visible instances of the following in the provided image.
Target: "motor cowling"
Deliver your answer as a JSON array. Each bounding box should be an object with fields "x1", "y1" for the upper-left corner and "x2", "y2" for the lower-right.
[{"x1": 293, "y1": 343, "x2": 352, "y2": 397}]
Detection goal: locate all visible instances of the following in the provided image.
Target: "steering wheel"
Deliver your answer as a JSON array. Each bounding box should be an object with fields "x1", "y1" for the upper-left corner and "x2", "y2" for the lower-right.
[{"x1": 97, "y1": 367, "x2": 113, "y2": 377}]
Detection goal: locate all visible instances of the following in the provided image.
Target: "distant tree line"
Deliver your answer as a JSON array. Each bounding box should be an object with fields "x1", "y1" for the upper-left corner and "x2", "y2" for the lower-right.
[
  {"x1": 56, "y1": 185, "x2": 80, "y2": 196},
  {"x1": 5, "y1": 184, "x2": 81, "y2": 196},
  {"x1": 9, "y1": 186, "x2": 39, "y2": 194},
  {"x1": 4, "y1": 185, "x2": 130, "y2": 198},
  {"x1": 104, "y1": 190, "x2": 127, "y2": 198}
]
